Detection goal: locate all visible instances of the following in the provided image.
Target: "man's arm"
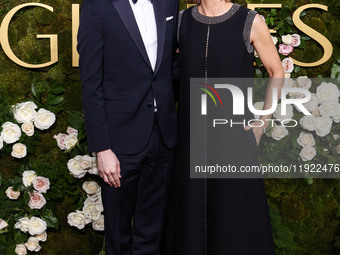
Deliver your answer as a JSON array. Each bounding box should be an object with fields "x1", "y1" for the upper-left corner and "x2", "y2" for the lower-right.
[{"x1": 78, "y1": 0, "x2": 121, "y2": 187}]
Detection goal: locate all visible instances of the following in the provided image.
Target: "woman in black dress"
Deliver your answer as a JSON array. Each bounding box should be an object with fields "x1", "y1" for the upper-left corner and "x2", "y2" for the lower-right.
[{"x1": 163, "y1": 0, "x2": 285, "y2": 255}]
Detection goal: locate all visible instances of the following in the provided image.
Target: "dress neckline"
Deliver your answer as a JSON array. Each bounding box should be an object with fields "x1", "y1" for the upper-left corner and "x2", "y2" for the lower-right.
[{"x1": 192, "y1": 3, "x2": 241, "y2": 25}]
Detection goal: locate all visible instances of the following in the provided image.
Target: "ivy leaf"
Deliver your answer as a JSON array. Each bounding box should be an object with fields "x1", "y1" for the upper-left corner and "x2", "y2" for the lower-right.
[
  {"x1": 270, "y1": 9, "x2": 277, "y2": 16},
  {"x1": 270, "y1": 17, "x2": 275, "y2": 26},
  {"x1": 42, "y1": 214, "x2": 59, "y2": 230}
]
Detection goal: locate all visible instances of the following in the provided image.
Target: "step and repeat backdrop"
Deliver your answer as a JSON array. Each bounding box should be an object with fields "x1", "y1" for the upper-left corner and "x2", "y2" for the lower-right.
[{"x1": 0, "y1": 0, "x2": 340, "y2": 254}]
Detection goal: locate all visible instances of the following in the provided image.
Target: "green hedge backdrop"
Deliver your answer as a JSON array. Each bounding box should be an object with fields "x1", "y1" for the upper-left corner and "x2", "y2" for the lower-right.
[{"x1": 0, "y1": 0, "x2": 340, "y2": 254}]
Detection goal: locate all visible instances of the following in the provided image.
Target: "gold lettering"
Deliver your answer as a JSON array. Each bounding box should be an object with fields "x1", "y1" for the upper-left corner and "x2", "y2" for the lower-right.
[
  {"x1": 292, "y1": 4, "x2": 333, "y2": 67},
  {"x1": 0, "y1": 3, "x2": 58, "y2": 68},
  {"x1": 72, "y1": 4, "x2": 80, "y2": 67}
]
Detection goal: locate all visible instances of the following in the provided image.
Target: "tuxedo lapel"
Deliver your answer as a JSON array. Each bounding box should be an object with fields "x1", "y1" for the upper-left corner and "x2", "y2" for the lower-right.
[
  {"x1": 111, "y1": 0, "x2": 152, "y2": 70},
  {"x1": 153, "y1": 0, "x2": 166, "y2": 75}
]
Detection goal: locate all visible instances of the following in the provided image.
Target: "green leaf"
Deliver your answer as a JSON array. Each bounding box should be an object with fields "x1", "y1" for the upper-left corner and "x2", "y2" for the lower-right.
[
  {"x1": 42, "y1": 214, "x2": 59, "y2": 229},
  {"x1": 270, "y1": 9, "x2": 277, "y2": 16},
  {"x1": 67, "y1": 111, "x2": 84, "y2": 130},
  {"x1": 331, "y1": 64, "x2": 340, "y2": 79},
  {"x1": 294, "y1": 66, "x2": 300, "y2": 73},
  {"x1": 31, "y1": 83, "x2": 39, "y2": 98},
  {"x1": 50, "y1": 86, "x2": 65, "y2": 95},
  {"x1": 98, "y1": 251, "x2": 106, "y2": 255},
  {"x1": 254, "y1": 69, "x2": 263, "y2": 78},
  {"x1": 298, "y1": 39, "x2": 306, "y2": 49},
  {"x1": 23, "y1": 192, "x2": 30, "y2": 205},
  {"x1": 337, "y1": 56, "x2": 340, "y2": 65},
  {"x1": 300, "y1": 11, "x2": 307, "y2": 17},
  {"x1": 301, "y1": 35, "x2": 311, "y2": 41},
  {"x1": 13, "y1": 230, "x2": 26, "y2": 244},
  {"x1": 306, "y1": 177, "x2": 314, "y2": 185},
  {"x1": 46, "y1": 95, "x2": 64, "y2": 105},
  {"x1": 270, "y1": 17, "x2": 274, "y2": 26},
  {"x1": 283, "y1": 22, "x2": 293, "y2": 33},
  {"x1": 286, "y1": 16, "x2": 294, "y2": 26},
  {"x1": 279, "y1": 6, "x2": 290, "y2": 20}
]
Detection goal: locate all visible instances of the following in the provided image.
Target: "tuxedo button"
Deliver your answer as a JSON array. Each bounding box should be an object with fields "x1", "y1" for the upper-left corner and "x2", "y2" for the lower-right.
[
  {"x1": 153, "y1": 77, "x2": 156, "y2": 82},
  {"x1": 147, "y1": 103, "x2": 153, "y2": 108}
]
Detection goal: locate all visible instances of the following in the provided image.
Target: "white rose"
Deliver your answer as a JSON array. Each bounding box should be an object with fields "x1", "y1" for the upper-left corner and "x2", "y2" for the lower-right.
[
  {"x1": 22, "y1": 170, "x2": 37, "y2": 187},
  {"x1": 67, "y1": 156, "x2": 87, "y2": 178},
  {"x1": 32, "y1": 176, "x2": 50, "y2": 193},
  {"x1": 252, "y1": 101, "x2": 264, "y2": 119},
  {"x1": 88, "y1": 157, "x2": 99, "y2": 175},
  {"x1": 15, "y1": 217, "x2": 30, "y2": 233},
  {"x1": 302, "y1": 93, "x2": 319, "y2": 112},
  {"x1": 25, "y1": 236, "x2": 41, "y2": 252},
  {"x1": 21, "y1": 122, "x2": 34, "y2": 136},
  {"x1": 34, "y1": 108, "x2": 56, "y2": 130},
  {"x1": 316, "y1": 82, "x2": 340, "y2": 103},
  {"x1": 333, "y1": 107, "x2": 340, "y2": 123},
  {"x1": 86, "y1": 188, "x2": 102, "y2": 203},
  {"x1": 300, "y1": 115, "x2": 317, "y2": 131},
  {"x1": 67, "y1": 210, "x2": 91, "y2": 230},
  {"x1": 0, "y1": 219, "x2": 8, "y2": 230},
  {"x1": 319, "y1": 101, "x2": 340, "y2": 118},
  {"x1": 315, "y1": 116, "x2": 333, "y2": 137},
  {"x1": 0, "y1": 136, "x2": 3, "y2": 150},
  {"x1": 66, "y1": 126, "x2": 78, "y2": 135},
  {"x1": 83, "y1": 202, "x2": 104, "y2": 221},
  {"x1": 271, "y1": 125, "x2": 289, "y2": 141},
  {"x1": 1, "y1": 122, "x2": 21, "y2": 144},
  {"x1": 282, "y1": 34, "x2": 293, "y2": 45},
  {"x1": 12, "y1": 101, "x2": 37, "y2": 124},
  {"x1": 15, "y1": 244, "x2": 27, "y2": 255},
  {"x1": 79, "y1": 155, "x2": 92, "y2": 170},
  {"x1": 299, "y1": 145, "x2": 317, "y2": 161},
  {"x1": 297, "y1": 132, "x2": 315, "y2": 147},
  {"x1": 28, "y1": 217, "x2": 47, "y2": 235},
  {"x1": 273, "y1": 104, "x2": 294, "y2": 120},
  {"x1": 82, "y1": 181, "x2": 100, "y2": 195},
  {"x1": 282, "y1": 58, "x2": 294, "y2": 73},
  {"x1": 5, "y1": 186, "x2": 20, "y2": 200},
  {"x1": 65, "y1": 133, "x2": 78, "y2": 150},
  {"x1": 92, "y1": 214, "x2": 104, "y2": 231},
  {"x1": 11, "y1": 143, "x2": 27, "y2": 159},
  {"x1": 35, "y1": 231, "x2": 47, "y2": 242},
  {"x1": 53, "y1": 133, "x2": 67, "y2": 150},
  {"x1": 271, "y1": 36, "x2": 278, "y2": 45},
  {"x1": 291, "y1": 34, "x2": 301, "y2": 47},
  {"x1": 296, "y1": 76, "x2": 312, "y2": 89}
]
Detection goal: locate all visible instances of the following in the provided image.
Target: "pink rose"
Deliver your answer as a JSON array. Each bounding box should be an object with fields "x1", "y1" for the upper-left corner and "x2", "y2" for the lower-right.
[
  {"x1": 282, "y1": 58, "x2": 294, "y2": 73},
  {"x1": 67, "y1": 126, "x2": 78, "y2": 136},
  {"x1": 278, "y1": 44, "x2": 294, "y2": 56},
  {"x1": 291, "y1": 34, "x2": 301, "y2": 47},
  {"x1": 53, "y1": 133, "x2": 67, "y2": 150},
  {"x1": 28, "y1": 191, "x2": 46, "y2": 210},
  {"x1": 33, "y1": 177, "x2": 50, "y2": 193}
]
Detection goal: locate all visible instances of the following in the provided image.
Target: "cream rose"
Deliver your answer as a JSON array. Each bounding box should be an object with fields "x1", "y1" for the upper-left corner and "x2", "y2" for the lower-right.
[
  {"x1": 319, "y1": 101, "x2": 340, "y2": 118},
  {"x1": 28, "y1": 217, "x2": 47, "y2": 235},
  {"x1": 302, "y1": 93, "x2": 319, "y2": 112},
  {"x1": 5, "y1": 186, "x2": 20, "y2": 200},
  {"x1": 316, "y1": 82, "x2": 340, "y2": 103},
  {"x1": 297, "y1": 132, "x2": 315, "y2": 147},
  {"x1": 15, "y1": 217, "x2": 30, "y2": 233},
  {"x1": 271, "y1": 125, "x2": 289, "y2": 141},
  {"x1": 67, "y1": 156, "x2": 87, "y2": 178},
  {"x1": 25, "y1": 236, "x2": 41, "y2": 252},
  {"x1": 315, "y1": 116, "x2": 333, "y2": 137},
  {"x1": 0, "y1": 137, "x2": 3, "y2": 150},
  {"x1": 34, "y1": 108, "x2": 56, "y2": 130},
  {"x1": 15, "y1": 244, "x2": 27, "y2": 255},
  {"x1": 82, "y1": 181, "x2": 100, "y2": 195},
  {"x1": 79, "y1": 155, "x2": 92, "y2": 170},
  {"x1": 32, "y1": 176, "x2": 50, "y2": 193},
  {"x1": 88, "y1": 157, "x2": 99, "y2": 175},
  {"x1": 28, "y1": 191, "x2": 46, "y2": 210},
  {"x1": 273, "y1": 104, "x2": 294, "y2": 120},
  {"x1": 83, "y1": 202, "x2": 104, "y2": 221},
  {"x1": 22, "y1": 170, "x2": 37, "y2": 187},
  {"x1": 92, "y1": 214, "x2": 104, "y2": 231},
  {"x1": 296, "y1": 76, "x2": 312, "y2": 89},
  {"x1": 21, "y1": 122, "x2": 34, "y2": 136},
  {"x1": 1, "y1": 122, "x2": 21, "y2": 144},
  {"x1": 65, "y1": 133, "x2": 78, "y2": 150},
  {"x1": 67, "y1": 210, "x2": 91, "y2": 230},
  {"x1": 299, "y1": 115, "x2": 317, "y2": 131},
  {"x1": 291, "y1": 34, "x2": 301, "y2": 47},
  {"x1": 67, "y1": 126, "x2": 78, "y2": 135},
  {"x1": 0, "y1": 219, "x2": 8, "y2": 230},
  {"x1": 333, "y1": 108, "x2": 340, "y2": 123},
  {"x1": 282, "y1": 34, "x2": 293, "y2": 45},
  {"x1": 11, "y1": 143, "x2": 27, "y2": 159},
  {"x1": 35, "y1": 231, "x2": 47, "y2": 242},
  {"x1": 53, "y1": 133, "x2": 67, "y2": 150},
  {"x1": 282, "y1": 58, "x2": 294, "y2": 73},
  {"x1": 299, "y1": 145, "x2": 317, "y2": 161},
  {"x1": 12, "y1": 101, "x2": 37, "y2": 124}
]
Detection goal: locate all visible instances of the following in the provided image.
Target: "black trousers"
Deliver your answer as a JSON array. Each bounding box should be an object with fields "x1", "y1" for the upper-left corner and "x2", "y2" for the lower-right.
[{"x1": 101, "y1": 115, "x2": 174, "y2": 255}]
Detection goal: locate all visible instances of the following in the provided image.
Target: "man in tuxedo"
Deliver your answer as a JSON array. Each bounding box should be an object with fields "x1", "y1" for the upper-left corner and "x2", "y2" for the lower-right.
[{"x1": 77, "y1": 0, "x2": 178, "y2": 254}]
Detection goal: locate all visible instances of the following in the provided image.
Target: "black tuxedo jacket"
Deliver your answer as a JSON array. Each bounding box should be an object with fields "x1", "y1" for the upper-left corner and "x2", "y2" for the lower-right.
[{"x1": 78, "y1": 0, "x2": 178, "y2": 154}]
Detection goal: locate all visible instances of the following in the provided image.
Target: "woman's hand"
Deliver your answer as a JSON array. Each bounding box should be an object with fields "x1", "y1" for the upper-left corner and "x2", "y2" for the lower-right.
[{"x1": 244, "y1": 121, "x2": 265, "y2": 146}]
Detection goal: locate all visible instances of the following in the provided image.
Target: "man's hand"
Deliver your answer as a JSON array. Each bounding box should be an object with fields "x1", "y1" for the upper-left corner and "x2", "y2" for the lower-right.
[{"x1": 97, "y1": 149, "x2": 121, "y2": 188}]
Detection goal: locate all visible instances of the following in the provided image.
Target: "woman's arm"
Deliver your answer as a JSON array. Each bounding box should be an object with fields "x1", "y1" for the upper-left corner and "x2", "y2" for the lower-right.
[{"x1": 244, "y1": 14, "x2": 285, "y2": 145}]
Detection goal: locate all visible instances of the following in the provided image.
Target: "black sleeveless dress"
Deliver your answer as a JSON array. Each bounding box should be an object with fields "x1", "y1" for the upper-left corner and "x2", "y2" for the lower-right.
[{"x1": 162, "y1": 4, "x2": 276, "y2": 255}]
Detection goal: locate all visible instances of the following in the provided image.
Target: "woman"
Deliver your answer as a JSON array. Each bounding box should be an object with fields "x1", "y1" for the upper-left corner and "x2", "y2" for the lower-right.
[{"x1": 163, "y1": 0, "x2": 284, "y2": 254}]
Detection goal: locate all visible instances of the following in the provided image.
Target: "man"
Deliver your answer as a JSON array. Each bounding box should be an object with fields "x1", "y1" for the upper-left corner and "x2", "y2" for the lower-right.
[{"x1": 77, "y1": 0, "x2": 178, "y2": 254}]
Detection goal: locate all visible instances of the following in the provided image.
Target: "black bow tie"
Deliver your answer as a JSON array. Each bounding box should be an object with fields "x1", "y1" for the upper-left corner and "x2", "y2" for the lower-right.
[{"x1": 132, "y1": 0, "x2": 153, "y2": 4}]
